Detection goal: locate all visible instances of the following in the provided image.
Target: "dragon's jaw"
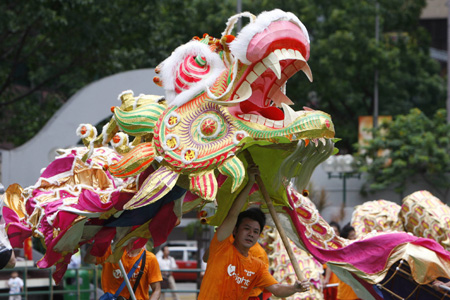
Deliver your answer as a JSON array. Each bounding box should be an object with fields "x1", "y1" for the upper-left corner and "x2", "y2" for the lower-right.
[
  {"x1": 221, "y1": 12, "x2": 333, "y2": 139},
  {"x1": 227, "y1": 46, "x2": 312, "y2": 128}
]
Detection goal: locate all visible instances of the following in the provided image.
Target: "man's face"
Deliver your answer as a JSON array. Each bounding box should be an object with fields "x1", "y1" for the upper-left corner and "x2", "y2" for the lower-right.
[
  {"x1": 348, "y1": 230, "x2": 356, "y2": 240},
  {"x1": 233, "y1": 218, "x2": 261, "y2": 249},
  {"x1": 163, "y1": 246, "x2": 170, "y2": 256}
]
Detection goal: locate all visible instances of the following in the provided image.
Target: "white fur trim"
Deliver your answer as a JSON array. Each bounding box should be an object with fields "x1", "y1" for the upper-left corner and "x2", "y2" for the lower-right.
[
  {"x1": 118, "y1": 90, "x2": 134, "y2": 101},
  {"x1": 76, "y1": 124, "x2": 97, "y2": 139},
  {"x1": 233, "y1": 131, "x2": 249, "y2": 145},
  {"x1": 159, "y1": 40, "x2": 226, "y2": 107},
  {"x1": 180, "y1": 148, "x2": 198, "y2": 165},
  {"x1": 165, "y1": 112, "x2": 181, "y2": 129},
  {"x1": 229, "y1": 9, "x2": 309, "y2": 65},
  {"x1": 162, "y1": 134, "x2": 180, "y2": 151}
]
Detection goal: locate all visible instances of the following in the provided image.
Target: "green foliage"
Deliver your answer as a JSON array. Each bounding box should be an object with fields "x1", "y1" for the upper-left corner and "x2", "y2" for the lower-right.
[
  {"x1": 183, "y1": 220, "x2": 209, "y2": 239},
  {"x1": 356, "y1": 108, "x2": 450, "y2": 200}
]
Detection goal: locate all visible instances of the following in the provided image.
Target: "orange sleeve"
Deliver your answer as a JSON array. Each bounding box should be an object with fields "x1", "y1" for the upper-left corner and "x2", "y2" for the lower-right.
[
  {"x1": 255, "y1": 266, "x2": 278, "y2": 288},
  {"x1": 146, "y1": 252, "x2": 163, "y2": 284}
]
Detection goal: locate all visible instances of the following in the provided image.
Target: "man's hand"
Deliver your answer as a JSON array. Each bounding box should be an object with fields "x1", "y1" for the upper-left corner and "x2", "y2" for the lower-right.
[
  {"x1": 294, "y1": 280, "x2": 311, "y2": 293},
  {"x1": 266, "y1": 279, "x2": 311, "y2": 297},
  {"x1": 216, "y1": 164, "x2": 260, "y2": 242},
  {"x1": 247, "y1": 164, "x2": 260, "y2": 183}
]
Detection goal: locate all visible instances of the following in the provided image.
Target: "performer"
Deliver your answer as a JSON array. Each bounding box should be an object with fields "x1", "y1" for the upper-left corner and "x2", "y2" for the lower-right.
[
  {"x1": 198, "y1": 165, "x2": 310, "y2": 300},
  {"x1": 85, "y1": 243, "x2": 162, "y2": 300},
  {"x1": 337, "y1": 224, "x2": 360, "y2": 300},
  {"x1": 248, "y1": 242, "x2": 272, "y2": 300},
  {"x1": 204, "y1": 236, "x2": 272, "y2": 299},
  {"x1": 323, "y1": 221, "x2": 341, "y2": 300}
]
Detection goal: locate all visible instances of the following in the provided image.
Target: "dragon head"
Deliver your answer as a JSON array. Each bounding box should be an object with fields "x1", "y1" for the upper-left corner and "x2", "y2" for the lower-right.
[
  {"x1": 79, "y1": 9, "x2": 336, "y2": 208},
  {"x1": 156, "y1": 9, "x2": 334, "y2": 142}
]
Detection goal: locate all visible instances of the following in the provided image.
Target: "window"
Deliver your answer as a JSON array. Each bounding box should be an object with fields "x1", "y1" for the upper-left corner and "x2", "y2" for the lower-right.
[
  {"x1": 187, "y1": 250, "x2": 197, "y2": 261},
  {"x1": 170, "y1": 250, "x2": 183, "y2": 260}
]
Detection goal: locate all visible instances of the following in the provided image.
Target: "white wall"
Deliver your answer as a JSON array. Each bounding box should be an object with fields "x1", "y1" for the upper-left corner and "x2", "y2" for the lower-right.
[{"x1": 1, "y1": 68, "x2": 164, "y2": 187}]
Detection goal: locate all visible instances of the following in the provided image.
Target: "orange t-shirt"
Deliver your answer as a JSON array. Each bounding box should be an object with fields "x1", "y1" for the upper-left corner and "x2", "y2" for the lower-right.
[
  {"x1": 248, "y1": 242, "x2": 270, "y2": 298},
  {"x1": 97, "y1": 247, "x2": 162, "y2": 300},
  {"x1": 337, "y1": 279, "x2": 359, "y2": 300},
  {"x1": 198, "y1": 233, "x2": 278, "y2": 300}
]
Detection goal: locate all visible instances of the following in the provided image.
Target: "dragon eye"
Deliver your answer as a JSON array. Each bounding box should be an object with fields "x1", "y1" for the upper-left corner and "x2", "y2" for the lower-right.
[{"x1": 194, "y1": 55, "x2": 207, "y2": 67}]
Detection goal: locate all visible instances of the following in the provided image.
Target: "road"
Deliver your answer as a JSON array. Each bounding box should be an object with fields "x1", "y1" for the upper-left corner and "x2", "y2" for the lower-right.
[{"x1": 163, "y1": 282, "x2": 198, "y2": 300}]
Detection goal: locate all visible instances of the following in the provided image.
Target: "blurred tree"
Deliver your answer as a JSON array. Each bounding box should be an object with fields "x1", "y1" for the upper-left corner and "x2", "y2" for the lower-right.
[
  {"x1": 356, "y1": 108, "x2": 450, "y2": 201},
  {"x1": 1, "y1": 0, "x2": 445, "y2": 151}
]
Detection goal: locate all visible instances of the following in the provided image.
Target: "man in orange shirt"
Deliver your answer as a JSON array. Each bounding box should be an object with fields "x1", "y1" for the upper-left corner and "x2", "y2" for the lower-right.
[
  {"x1": 198, "y1": 165, "x2": 310, "y2": 300},
  {"x1": 85, "y1": 243, "x2": 162, "y2": 300},
  {"x1": 248, "y1": 242, "x2": 272, "y2": 300}
]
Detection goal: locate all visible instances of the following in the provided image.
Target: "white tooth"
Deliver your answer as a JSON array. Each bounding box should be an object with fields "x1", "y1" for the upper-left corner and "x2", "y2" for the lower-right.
[
  {"x1": 253, "y1": 62, "x2": 266, "y2": 76},
  {"x1": 294, "y1": 60, "x2": 313, "y2": 82},
  {"x1": 288, "y1": 49, "x2": 296, "y2": 57},
  {"x1": 302, "y1": 63, "x2": 313, "y2": 82},
  {"x1": 274, "y1": 49, "x2": 284, "y2": 60},
  {"x1": 319, "y1": 138, "x2": 326, "y2": 146},
  {"x1": 238, "y1": 114, "x2": 245, "y2": 118},
  {"x1": 294, "y1": 50, "x2": 306, "y2": 61},
  {"x1": 281, "y1": 48, "x2": 291, "y2": 58},
  {"x1": 256, "y1": 115, "x2": 266, "y2": 125},
  {"x1": 282, "y1": 103, "x2": 301, "y2": 126},
  {"x1": 250, "y1": 115, "x2": 258, "y2": 122},
  {"x1": 244, "y1": 114, "x2": 251, "y2": 121},
  {"x1": 265, "y1": 119, "x2": 274, "y2": 127},
  {"x1": 262, "y1": 53, "x2": 282, "y2": 79},
  {"x1": 273, "y1": 120, "x2": 283, "y2": 129},
  {"x1": 246, "y1": 71, "x2": 258, "y2": 83},
  {"x1": 236, "y1": 81, "x2": 252, "y2": 100}
]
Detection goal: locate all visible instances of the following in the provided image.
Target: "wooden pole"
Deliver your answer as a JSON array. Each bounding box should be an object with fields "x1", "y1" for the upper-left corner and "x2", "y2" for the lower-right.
[{"x1": 244, "y1": 150, "x2": 305, "y2": 281}]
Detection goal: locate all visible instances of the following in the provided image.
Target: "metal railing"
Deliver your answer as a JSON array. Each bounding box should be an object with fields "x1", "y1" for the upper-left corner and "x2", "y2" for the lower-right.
[
  {"x1": 0, "y1": 266, "x2": 205, "y2": 299},
  {"x1": 0, "y1": 265, "x2": 100, "y2": 299}
]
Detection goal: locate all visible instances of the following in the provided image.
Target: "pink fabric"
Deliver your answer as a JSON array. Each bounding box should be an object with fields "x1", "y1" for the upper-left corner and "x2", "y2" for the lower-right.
[
  {"x1": 90, "y1": 227, "x2": 116, "y2": 257},
  {"x1": 148, "y1": 201, "x2": 178, "y2": 247},
  {"x1": 40, "y1": 156, "x2": 75, "y2": 178},
  {"x1": 284, "y1": 194, "x2": 450, "y2": 275},
  {"x1": 183, "y1": 191, "x2": 199, "y2": 203},
  {"x1": 2, "y1": 207, "x2": 32, "y2": 247}
]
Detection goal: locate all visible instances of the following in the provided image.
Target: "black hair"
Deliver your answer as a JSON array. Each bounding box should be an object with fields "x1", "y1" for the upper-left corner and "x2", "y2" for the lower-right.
[
  {"x1": 341, "y1": 223, "x2": 355, "y2": 239},
  {"x1": 235, "y1": 207, "x2": 266, "y2": 233},
  {"x1": 329, "y1": 221, "x2": 341, "y2": 235}
]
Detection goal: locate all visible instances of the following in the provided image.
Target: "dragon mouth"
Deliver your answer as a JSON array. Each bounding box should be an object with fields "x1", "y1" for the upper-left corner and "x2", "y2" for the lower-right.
[{"x1": 226, "y1": 19, "x2": 313, "y2": 129}]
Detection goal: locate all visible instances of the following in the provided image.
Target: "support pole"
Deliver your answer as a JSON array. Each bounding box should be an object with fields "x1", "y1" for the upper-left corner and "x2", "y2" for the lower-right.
[
  {"x1": 244, "y1": 150, "x2": 305, "y2": 281},
  {"x1": 118, "y1": 259, "x2": 137, "y2": 300}
]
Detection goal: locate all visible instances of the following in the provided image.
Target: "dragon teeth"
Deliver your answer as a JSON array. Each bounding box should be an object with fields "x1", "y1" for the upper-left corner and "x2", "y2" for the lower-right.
[
  {"x1": 253, "y1": 62, "x2": 266, "y2": 76},
  {"x1": 262, "y1": 52, "x2": 282, "y2": 80},
  {"x1": 235, "y1": 81, "x2": 252, "y2": 101}
]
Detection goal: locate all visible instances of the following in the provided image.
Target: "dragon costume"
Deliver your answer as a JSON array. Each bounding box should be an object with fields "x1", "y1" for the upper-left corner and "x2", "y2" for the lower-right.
[{"x1": 2, "y1": 9, "x2": 450, "y2": 300}]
